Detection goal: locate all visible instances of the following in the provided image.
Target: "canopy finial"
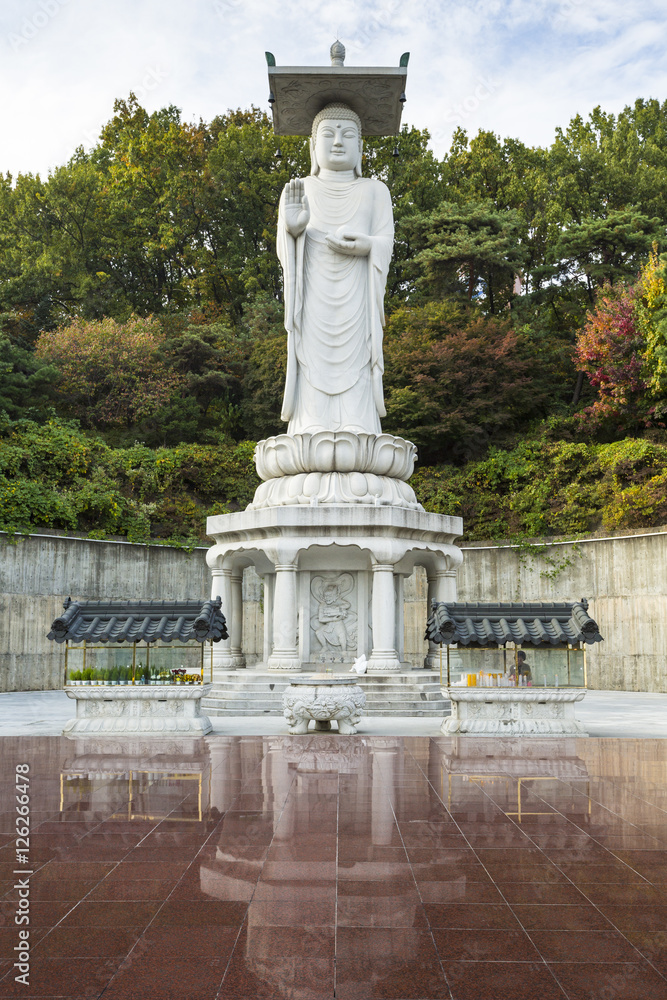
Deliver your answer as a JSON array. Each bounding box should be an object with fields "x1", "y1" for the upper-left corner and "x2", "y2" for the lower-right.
[{"x1": 330, "y1": 39, "x2": 345, "y2": 67}]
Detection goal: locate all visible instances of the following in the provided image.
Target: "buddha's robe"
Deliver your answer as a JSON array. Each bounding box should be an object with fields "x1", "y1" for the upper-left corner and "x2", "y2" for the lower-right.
[{"x1": 277, "y1": 174, "x2": 394, "y2": 435}]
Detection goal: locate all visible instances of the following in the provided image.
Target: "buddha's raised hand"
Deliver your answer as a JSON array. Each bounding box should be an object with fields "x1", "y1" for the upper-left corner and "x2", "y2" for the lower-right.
[{"x1": 283, "y1": 178, "x2": 310, "y2": 237}]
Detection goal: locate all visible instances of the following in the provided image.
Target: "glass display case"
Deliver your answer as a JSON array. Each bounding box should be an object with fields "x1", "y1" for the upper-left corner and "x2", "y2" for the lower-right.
[
  {"x1": 64, "y1": 638, "x2": 214, "y2": 686},
  {"x1": 441, "y1": 643, "x2": 587, "y2": 688}
]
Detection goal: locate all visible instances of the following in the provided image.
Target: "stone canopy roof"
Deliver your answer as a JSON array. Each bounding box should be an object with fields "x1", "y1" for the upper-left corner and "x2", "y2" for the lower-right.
[
  {"x1": 425, "y1": 600, "x2": 603, "y2": 648},
  {"x1": 266, "y1": 47, "x2": 410, "y2": 136},
  {"x1": 47, "y1": 598, "x2": 228, "y2": 645}
]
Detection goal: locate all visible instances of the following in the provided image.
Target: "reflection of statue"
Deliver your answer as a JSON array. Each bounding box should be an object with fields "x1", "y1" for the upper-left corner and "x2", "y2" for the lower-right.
[
  {"x1": 310, "y1": 574, "x2": 357, "y2": 653},
  {"x1": 277, "y1": 103, "x2": 394, "y2": 435}
]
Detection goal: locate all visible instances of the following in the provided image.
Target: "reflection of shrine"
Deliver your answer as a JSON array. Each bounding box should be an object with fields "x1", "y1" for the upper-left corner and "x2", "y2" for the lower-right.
[
  {"x1": 60, "y1": 738, "x2": 211, "y2": 822},
  {"x1": 198, "y1": 737, "x2": 286, "y2": 902},
  {"x1": 200, "y1": 737, "x2": 429, "y2": 998}
]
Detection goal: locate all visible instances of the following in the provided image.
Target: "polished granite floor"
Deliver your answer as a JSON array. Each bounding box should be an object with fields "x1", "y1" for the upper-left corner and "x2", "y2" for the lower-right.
[{"x1": 0, "y1": 734, "x2": 666, "y2": 999}]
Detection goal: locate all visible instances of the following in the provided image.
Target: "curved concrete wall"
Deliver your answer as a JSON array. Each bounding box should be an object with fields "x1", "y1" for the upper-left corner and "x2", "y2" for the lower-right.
[
  {"x1": 455, "y1": 530, "x2": 667, "y2": 693},
  {"x1": 2, "y1": 528, "x2": 665, "y2": 692},
  {"x1": 0, "y1": 534, "x2": 209, "y2": 692}
]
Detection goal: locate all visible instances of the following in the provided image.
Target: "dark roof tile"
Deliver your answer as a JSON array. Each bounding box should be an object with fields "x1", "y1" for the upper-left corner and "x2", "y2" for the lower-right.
[
  {"x1": 47, "y1": 598, "x2": 228, "y2": 645},
  {"x1": 426, "y1": 600, "x2": 602, "y2": 647}
]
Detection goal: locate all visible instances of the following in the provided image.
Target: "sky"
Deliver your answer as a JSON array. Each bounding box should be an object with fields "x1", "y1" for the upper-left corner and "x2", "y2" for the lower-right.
[{"x1": 2, "y1": 0, "x2": 667, "y2": 178}]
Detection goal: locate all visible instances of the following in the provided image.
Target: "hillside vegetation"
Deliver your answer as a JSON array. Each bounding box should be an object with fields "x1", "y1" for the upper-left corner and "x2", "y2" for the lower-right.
[{"x1": 2, "y1": 96, "x2": 667, "y2": 543}]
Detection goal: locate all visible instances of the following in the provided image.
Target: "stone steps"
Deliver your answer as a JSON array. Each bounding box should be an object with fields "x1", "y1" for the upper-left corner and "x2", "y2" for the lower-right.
[{"x1": 202, "y1": 671, "x2": 450, "y2": 718}]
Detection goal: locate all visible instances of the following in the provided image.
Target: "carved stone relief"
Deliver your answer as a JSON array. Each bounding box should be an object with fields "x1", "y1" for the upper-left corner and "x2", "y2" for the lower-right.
[{"x1": 310, "y1": 572, "x2": 358, "y2": 660}]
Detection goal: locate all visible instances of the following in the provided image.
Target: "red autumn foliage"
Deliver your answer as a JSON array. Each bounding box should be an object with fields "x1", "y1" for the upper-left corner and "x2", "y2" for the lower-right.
[
  {"x1": 382, "y1": 302, "x2": 541, "y2": 463},
  {"x1": 575, "y1": 284, "x2": 648, "y2": 429}
]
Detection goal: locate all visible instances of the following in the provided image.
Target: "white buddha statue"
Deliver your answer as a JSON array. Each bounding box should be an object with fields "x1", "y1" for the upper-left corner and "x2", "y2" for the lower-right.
[{"x1": 277, "y1": 103, "x2": 394, "y2": 436}]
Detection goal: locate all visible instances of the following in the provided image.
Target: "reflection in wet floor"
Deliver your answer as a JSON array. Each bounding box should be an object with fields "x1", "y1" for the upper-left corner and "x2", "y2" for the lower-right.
[{"x1": 0, "y1": 734, "x2": 665, "y2": 999}]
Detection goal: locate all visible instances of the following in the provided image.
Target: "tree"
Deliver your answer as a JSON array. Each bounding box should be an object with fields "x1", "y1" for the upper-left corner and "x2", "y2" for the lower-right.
[
  {"x1": 574, "y1": 283, "x2": 648, "y2": 430},
  {"x1": 206, "y1": 108, "x2": 309, "y2": 317},
  {"x1": 0, "y1": 166, "x2": 104, "y2": 334},
  {"x1": 636, "y1": 248, "x2": 667, "y2": 420},
  {"x1": 238, "y1": 295, "x2": 288, "y2": 440},
  {"x1": 137, "y1": 310, "x2": 248, "y2": 446},
  {"x1": 35, "y1": 316, "x2": 184, "y2": 428},
  {"x1": 548, "y1": 208, "x2": 664, "y2": 305},
  {"x1": 382, "y1": 301, "x2": 541, "y2": 462},
  {"x1": 404, "y1": 200, "x2": 526, "y2": 313},
  {"x1": 92, "y1": 96, "x2": 218, "y2": 316},
  {"x1": 0, "y1": 316, "x2": 58, "y2": 421}
]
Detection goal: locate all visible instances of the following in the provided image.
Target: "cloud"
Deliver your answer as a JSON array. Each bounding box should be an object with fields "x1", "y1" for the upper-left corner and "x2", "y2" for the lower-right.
[{"x1": 0, "y1": 0, "x2": 666, "y2": 177}]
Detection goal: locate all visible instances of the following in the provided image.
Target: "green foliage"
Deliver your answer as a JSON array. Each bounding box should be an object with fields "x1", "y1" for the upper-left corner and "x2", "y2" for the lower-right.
[
  {"x1": 0, "y1": 418, "x2": 258, "y2": 544},
  {"x1": 637, "y1": 250, "x2": 667, "y2": 417},
  {"x1": 2, "y1": 96, "x2": 667, "y2": 544},
  {"x1": 35, "y1": 315, "x2": 183, "y2": 428},
  {"x1": 383, "y1": 301, "x2": 544, "y2": 462},
  {"x1": 548, "y1": 208, "x2": 663, "y2": 305},
  {"x1": 404, "y1": 200, "x2": 527, "y2": 312},
  {"x1": 239, "y1": 341, "x2": 287, "y2": 440},
  {"x1": 0, "y1": 316, "x2": 58, "y2": 421},
  {"x1": 413, "y1": 436, "x2": 667, "y2": 540}
]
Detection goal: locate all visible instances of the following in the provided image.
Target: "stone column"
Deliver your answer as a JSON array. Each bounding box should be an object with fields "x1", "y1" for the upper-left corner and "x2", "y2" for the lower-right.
[
  {"x1": 434, "y1": 569, "x2": 457, "y2": 603},
  {"x1": 267, "y1": 564, "x2": 300, "y2": 671},
  {"x1": 395, "y1": 574, "x2": 405, "y2": 664},
  {"x1": 262, "y1": 574, "x2": 273, "y2": 665},
  {"x1": 424, "y1": 573, "x2": 440, "y2": 669},
  {"x1": 368, "y1": 564, "x2": 402, "y2": 672},
  {"x1": 229, "y1": 572, "x2": 246, "y2": 668},
  {"x1": 210, "y1": 567, "x2": 236, "y2": 673}
]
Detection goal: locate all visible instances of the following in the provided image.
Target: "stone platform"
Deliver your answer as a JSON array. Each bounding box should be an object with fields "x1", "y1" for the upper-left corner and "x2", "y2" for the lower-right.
[
  {"x1": 63, "y1": 685, "x2": 213, "y2": 736},
  {"x1": 442, "y1": 687, "x2": 588, "y2": 736}
]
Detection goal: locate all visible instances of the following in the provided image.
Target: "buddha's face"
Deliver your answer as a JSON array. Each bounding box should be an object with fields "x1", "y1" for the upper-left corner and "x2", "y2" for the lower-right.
[{"x1": 314, "y1": 118, "x2": 360, "y2": 171}]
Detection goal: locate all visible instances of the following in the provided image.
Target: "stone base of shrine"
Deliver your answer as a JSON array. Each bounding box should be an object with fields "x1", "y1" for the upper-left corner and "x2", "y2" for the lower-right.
[
  {"x1": 442, "y1": 688, "x2": 588, "y2": 736},
  {"x1": 206, "y1": 504, "x2": 463, "y2": 675},
  {"x1": 63, "y1": 685, "x2": 213, "y2": 736}
]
